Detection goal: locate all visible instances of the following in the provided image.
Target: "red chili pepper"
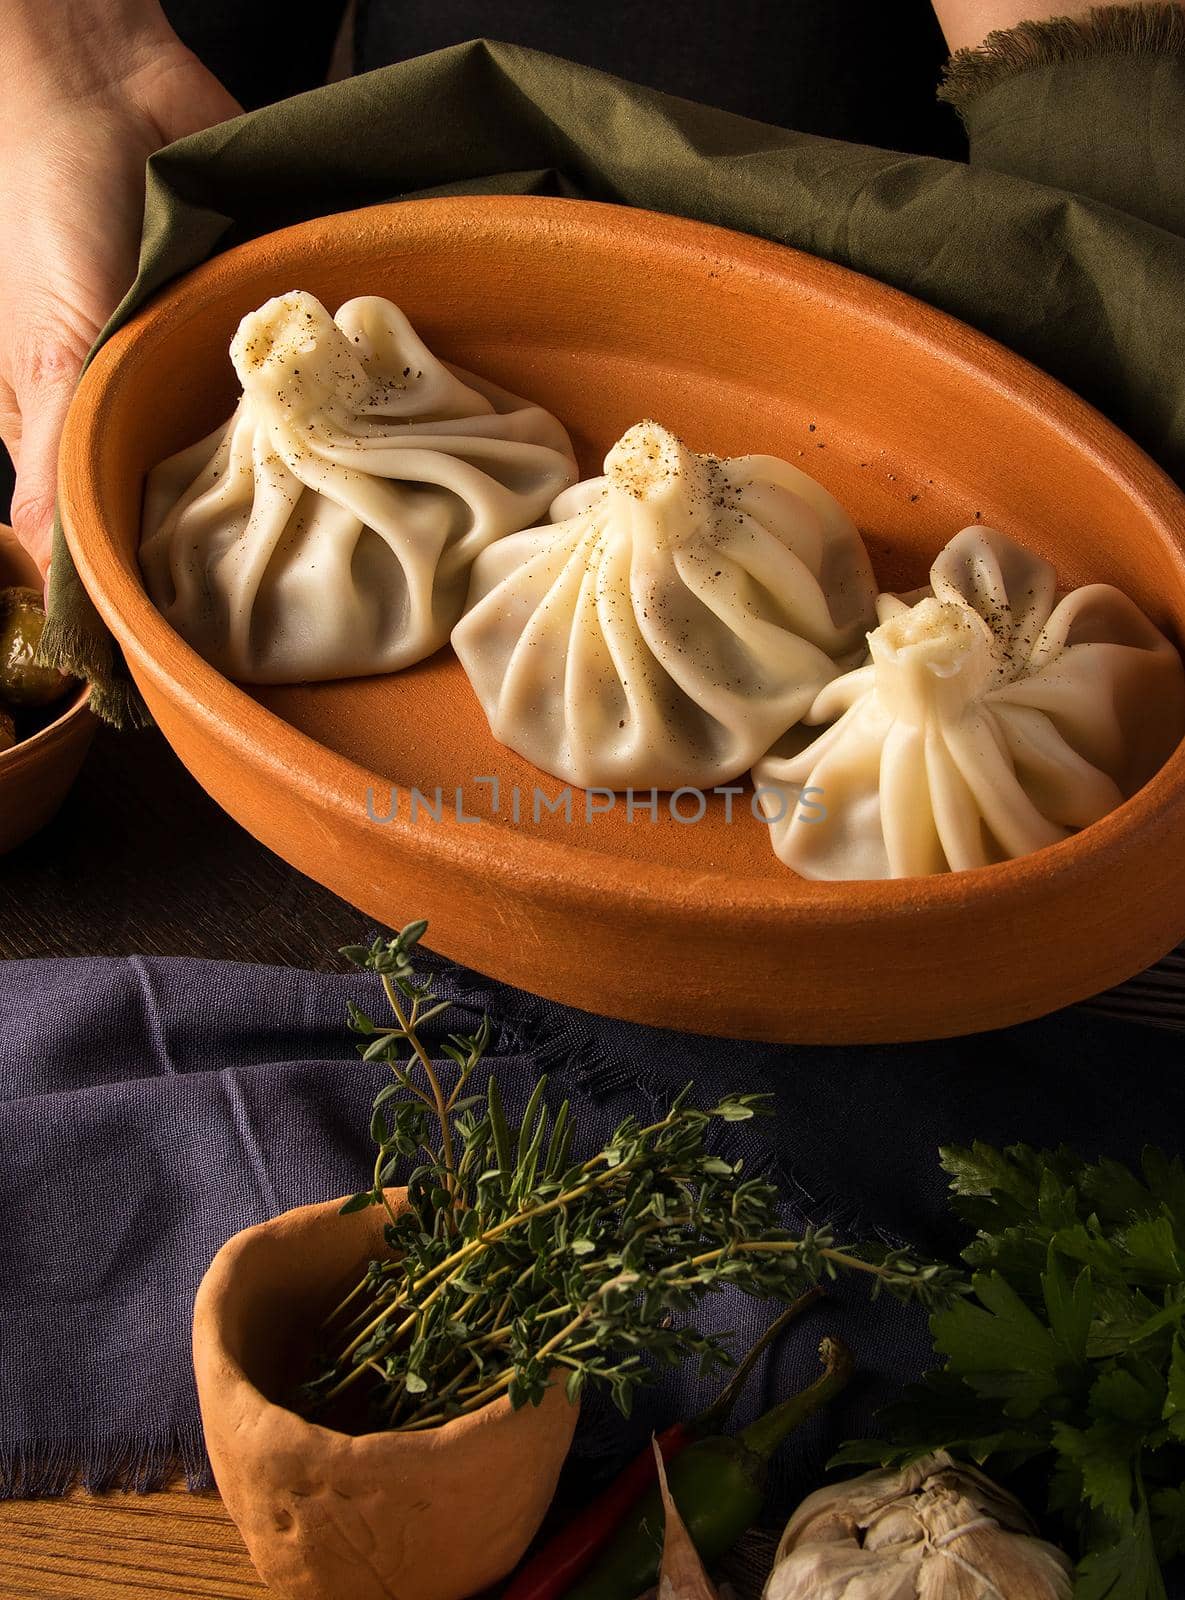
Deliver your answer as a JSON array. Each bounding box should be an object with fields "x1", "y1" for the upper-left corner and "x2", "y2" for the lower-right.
[
  {"x1": 502, "y1": 1422, "x2": 695, "y2": 1600},
  {"x1": 501, "y1": 1288, "x2": 822, "y2": 1600}
]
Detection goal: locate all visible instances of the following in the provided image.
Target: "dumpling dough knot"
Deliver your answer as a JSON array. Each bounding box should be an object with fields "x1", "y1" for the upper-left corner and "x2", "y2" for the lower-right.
[
  {"x1": 230, "y1": 290, "x2": 370, "y2": 422},
  {"x1": 603, "y1": 419, "x2": 718, "y2": 550},
  {"x1": 869, "y1": 597, "x2": 997, "y2": 725}
]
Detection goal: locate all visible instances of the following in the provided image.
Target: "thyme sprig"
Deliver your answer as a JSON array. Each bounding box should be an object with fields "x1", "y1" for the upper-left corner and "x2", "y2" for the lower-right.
[{"x1": 300, "y1": 922, "x2": 959, "y2": 1433}]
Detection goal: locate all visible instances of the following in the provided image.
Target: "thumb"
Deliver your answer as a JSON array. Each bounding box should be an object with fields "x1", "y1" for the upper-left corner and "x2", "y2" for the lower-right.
[
  {"x1": 9, "y1": 343, "x2": 83, "y2": 578},
  {"x1": 143, "y1": 59, "x2": 243, "y2": 147}
]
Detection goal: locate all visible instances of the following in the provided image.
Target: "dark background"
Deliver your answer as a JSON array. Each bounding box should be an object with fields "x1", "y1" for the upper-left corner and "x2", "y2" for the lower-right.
[{"x1": 1, "y1": 1, "x2": 964, "y2": 528}]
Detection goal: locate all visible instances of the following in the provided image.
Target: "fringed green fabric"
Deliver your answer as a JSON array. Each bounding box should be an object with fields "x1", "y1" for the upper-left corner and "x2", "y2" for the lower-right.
[
  {"x1": 939, "y1": 5, "x2": 1185, "y2": 236},
  {"x1": 939, "y1": 3, "x2": 1185, "y2": 114},
  {"x1": 39, "y1": 520, "x2": 153, "y2": 728}
]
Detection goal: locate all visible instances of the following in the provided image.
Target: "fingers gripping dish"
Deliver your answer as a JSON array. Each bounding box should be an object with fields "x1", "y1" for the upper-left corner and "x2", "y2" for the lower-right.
[
  {"x1": 140, "y1": 292, "x2": 577, "y2": 682},
  {"x1": 753, "y1": 527, "x2": 1185, "y2": 880},
  {"x1": 452, "y1": 420, "x2": 877, "y2": 790}
]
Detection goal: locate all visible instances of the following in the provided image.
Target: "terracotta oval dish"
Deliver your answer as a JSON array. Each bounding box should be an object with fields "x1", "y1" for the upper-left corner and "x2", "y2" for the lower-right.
[
  {"x1": 0, "y1": 525, "x2": 92, "y2": 853},
  {"x1": 192, "y1": 1191, "x2": 578, "y2": 1600},
  {"x1": 59, "y1": 196, "x2": 1185, "y2": 1043}
]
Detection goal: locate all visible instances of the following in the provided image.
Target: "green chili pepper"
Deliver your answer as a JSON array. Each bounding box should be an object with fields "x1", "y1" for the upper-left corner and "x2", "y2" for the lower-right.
[
  {"x1": 504, "y1": 1290, "x2": 824, "y2": 1600},
  {"x1": 561, "y1": 1335, "x2": 853, "y2": 1600}
]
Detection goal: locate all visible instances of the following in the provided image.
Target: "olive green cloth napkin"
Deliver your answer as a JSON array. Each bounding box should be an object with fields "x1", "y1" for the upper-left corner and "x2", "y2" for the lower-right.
[
  {"x1": 941, "y1": 3, "x2": 1185, "y2": 235},
  {"x1": 43, "y1": 32, "x2": 1185, "y2": 722}
]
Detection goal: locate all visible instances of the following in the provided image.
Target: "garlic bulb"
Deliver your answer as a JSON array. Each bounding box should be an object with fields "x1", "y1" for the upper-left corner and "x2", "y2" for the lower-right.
[
  {"x1": 763, "y1": 1452, "x2": 1072, "y2": 1599},
  {"x1": 654, "y1": 1441, "x2": 719, "y2": 1600}
]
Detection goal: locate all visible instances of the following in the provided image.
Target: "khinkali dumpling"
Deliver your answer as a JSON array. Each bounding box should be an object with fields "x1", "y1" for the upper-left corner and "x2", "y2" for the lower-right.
[
  {"x1": 753, "y1": 526, "x2": 1185, "y2": 880},
  {"x1": 451, "y1": 420, "x2": 877, "y2": 789},
  {"x1": 140, "y1": 291, "x2": 577, "y2": 683}
]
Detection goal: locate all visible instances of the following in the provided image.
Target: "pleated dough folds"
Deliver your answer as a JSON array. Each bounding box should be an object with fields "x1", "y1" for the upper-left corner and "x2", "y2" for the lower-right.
[
  {"x1": 140, "y1": 291, "x2": 577, "y2": 683},
  {"x1": 452, "y1": 420, "x2": 878, "y2": 790},
  {"x1": 753, "y1": 526, "x2": 1185, "y2": 879}
]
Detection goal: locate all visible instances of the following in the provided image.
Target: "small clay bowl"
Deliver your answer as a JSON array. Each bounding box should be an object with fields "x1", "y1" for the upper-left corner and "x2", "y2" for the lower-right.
[
  {"x1": 0, "y1": 526, "x2": 93, "y2": 854},
  {"x1": 58, "y1": 195, "x2": 1185, "y2": 1041},
  {"x1": 193, "y1": 1190, "x2": 579, "y2": 1600}
]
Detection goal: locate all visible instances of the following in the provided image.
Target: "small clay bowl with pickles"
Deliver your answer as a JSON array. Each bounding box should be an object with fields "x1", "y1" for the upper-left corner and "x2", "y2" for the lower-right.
[{"x1": 0, "y1": 526, "x2": 93, "y2": 853}]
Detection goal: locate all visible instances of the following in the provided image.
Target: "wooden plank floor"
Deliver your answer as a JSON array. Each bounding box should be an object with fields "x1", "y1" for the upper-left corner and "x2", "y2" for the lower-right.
[{"x1": 0, "y1": 1485, "x2": 265, "y2": 1599}]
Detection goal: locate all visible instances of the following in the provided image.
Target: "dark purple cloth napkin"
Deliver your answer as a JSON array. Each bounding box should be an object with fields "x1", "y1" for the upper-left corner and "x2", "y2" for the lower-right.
[{"x1": 2, "y1": 950, "x2": 1182, "y2": 1536}]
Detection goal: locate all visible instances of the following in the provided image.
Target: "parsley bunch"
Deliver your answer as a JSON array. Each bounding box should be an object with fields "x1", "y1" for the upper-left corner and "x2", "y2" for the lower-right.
[
  {"x1": 836, "y1": 1142, "x2": 1185, "y2": 1600},
  {"x1": 299, "y1": 921, "x2": 956, "y2": 1433}
]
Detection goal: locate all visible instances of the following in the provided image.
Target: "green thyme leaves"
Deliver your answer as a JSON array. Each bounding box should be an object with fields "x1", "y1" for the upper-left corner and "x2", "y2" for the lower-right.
[{"x1": 299, "y1": 919, "x2": 952, "y2": 1436}]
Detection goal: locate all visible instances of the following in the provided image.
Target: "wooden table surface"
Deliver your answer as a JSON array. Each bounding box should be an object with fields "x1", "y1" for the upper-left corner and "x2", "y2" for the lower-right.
[
  {"x1": 0, "y1": 724, "x2": 370, "y2": 970},
  {"x1": 2, "y1": 722, "x2": 1183, "y2": 1598},
  {"x1": 0, "y1": 1486, "x2": 265, "y2": 1600}
]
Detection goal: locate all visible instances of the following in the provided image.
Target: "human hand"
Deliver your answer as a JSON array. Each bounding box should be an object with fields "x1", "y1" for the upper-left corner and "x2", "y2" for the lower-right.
[
  {"x1": 932, "y1": 0, "x2": 1120, "y2": 52},
  {"x1": 0, "y1": 1, "x2": 241, "y2": 573}
]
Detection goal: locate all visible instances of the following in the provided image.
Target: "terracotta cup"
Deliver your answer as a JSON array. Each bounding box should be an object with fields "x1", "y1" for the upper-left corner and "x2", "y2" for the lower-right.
[
  {"x1": 193, "y1": 1191, "x2": 579, "y2": 1600},
  {"x1": 0, "y1": 526, "x2": 93, "y2": 854}
]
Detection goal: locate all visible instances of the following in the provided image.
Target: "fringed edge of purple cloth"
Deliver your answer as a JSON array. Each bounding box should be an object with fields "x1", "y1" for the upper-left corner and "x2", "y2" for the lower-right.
[
  {"x1": 0, "y1": 1428, "x2": 211, "y2": 1499},
  {"x1": 427, "y1": 952, "x2": 663, "y2": 1110}
]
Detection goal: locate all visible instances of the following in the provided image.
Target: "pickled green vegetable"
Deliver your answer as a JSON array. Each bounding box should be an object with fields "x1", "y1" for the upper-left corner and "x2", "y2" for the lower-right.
[{"x1": 0, "y1": 587, "x2": 70, "y2": 710}]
